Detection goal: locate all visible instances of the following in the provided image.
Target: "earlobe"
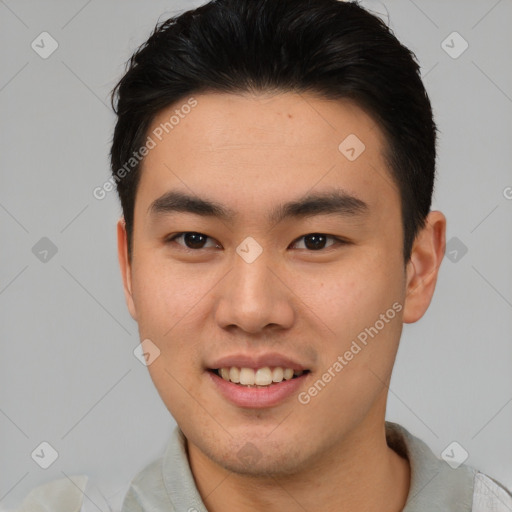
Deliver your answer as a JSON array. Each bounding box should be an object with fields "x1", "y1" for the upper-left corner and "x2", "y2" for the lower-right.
[
  {"x1": 403, "y1": 211, "x2": 446, "y2": 324},
  {"x1": 117, "y1": 218, "x2": 138, "y2": 321}
]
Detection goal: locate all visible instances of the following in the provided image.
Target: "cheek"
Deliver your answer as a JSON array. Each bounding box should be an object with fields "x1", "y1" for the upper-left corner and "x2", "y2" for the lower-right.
[
  {"x1": 297, "y1": 255, "x2": 403, "y2": 340},
  {"x1": 130, "y1": 258, "x2": 213, "y2": 415},
  {"x1": 295, "y1": 269, "x2": 404, "y2": 425},
  {"x1": 130, "y1": 254, "x2": 214, "y2": 337},
  {"x1": 129, "y1": 258, "x2": 217, "y2": 404}
]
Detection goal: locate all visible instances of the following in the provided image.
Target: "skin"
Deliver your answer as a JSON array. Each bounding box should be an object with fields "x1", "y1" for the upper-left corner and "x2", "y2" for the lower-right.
[{"x1": 117, "y1": 91, "x2": 446, "y2": 512}]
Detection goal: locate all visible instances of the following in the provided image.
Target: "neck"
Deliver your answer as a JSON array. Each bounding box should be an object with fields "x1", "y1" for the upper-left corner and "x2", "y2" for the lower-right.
[{"x1": 187, "y1": 409, "x2": 410, "y2": 512}]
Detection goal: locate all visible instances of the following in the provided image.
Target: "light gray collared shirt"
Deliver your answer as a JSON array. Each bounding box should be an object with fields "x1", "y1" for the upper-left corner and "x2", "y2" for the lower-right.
[
  {"x1": 120, "y1": 421, "x2": 512, "y2": 511},
  {"x1": 11, "y1": 422, "x2": 512, "y2": 511}
]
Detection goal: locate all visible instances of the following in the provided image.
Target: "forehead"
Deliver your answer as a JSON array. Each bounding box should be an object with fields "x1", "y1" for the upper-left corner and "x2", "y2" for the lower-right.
[
  {"x1": 147, "y1": 91, "x2": 384, "y2": 154},
  {"x1": 136, "y1": 91, "x2": 399, "y2": 223}
]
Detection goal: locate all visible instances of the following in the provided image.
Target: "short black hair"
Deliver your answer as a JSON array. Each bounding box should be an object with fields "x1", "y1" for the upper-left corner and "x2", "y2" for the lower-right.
[{"x1": 110, "y1": 0, "x2": 437, "y2": 263}]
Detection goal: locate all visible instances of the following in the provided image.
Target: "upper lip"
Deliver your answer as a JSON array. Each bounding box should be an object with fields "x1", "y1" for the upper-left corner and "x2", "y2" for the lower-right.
[{"x1": 208, "y1": 352, "x2": 309, "y2": 371}]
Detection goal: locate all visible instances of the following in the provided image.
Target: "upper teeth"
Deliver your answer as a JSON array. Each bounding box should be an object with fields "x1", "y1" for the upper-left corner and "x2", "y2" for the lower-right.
[{"x1": 218, "y1": 367, "x2": 304, "y2": 386}]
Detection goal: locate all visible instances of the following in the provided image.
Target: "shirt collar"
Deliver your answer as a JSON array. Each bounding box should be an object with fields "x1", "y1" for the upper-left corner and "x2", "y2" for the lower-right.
[
  {"x1": 386, "y1": 421, "x2": 475, "y2": 511},
  {"x1": 158, "y1": 421, "x2": 476, "y2": 512}
]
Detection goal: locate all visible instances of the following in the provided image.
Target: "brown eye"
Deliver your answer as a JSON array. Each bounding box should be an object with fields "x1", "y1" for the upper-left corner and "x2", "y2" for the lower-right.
[
  {"x1": 292, "y1": 233, "x2": 339, "y2": 251},
  {"x1": 167, "y1": 232, "x2": 220, "y2": 250}
]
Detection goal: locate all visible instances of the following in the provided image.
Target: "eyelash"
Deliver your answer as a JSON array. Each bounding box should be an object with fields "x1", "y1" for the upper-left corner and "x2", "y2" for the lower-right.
[{"x1": 165, "y1": 232, "x2": 349, "y2": 251}]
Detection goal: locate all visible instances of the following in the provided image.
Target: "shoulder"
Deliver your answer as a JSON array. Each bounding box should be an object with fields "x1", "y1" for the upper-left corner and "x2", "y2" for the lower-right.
[
  {"x1": 121, "y1": 456, "x2": 168, "y2": 511},
  {"x1": 9, "y1": 475, "x2": 116, "y2": 512},
  {"x1": 120, "y1": 426, "x2": 206, "y2": 512},
  {"x1": 385, "y1": 421, "x2": 512, "y2": 511},
  {"x1": 472, "y1": 472, "x2": 512, "y2": 512}
]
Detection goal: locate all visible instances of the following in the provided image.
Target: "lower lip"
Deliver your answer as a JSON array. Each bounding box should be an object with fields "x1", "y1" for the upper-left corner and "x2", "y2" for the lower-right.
[{"x1": 207, "y1": 370, "x2": 309, "y2": 408}]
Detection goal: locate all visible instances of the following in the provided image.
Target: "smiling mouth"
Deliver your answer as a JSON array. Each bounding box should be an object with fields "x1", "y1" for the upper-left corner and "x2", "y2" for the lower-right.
[{"x1": 209, "y1": 367, "x2": 310, "y2": 388}]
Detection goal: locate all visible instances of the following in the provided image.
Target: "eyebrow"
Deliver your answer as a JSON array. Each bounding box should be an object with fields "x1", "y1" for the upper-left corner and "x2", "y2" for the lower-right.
[{"x1": 148, "y1": 189, "x2": 369, "y2": 224}]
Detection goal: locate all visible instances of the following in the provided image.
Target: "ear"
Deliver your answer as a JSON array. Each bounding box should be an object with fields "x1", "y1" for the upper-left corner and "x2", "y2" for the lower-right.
[
  {"x1": 117, "y1": 218, "x2": 137, "y2": 321},
  {"x1": 403, "y1": 210, "x2": 446, "y2": 323}
]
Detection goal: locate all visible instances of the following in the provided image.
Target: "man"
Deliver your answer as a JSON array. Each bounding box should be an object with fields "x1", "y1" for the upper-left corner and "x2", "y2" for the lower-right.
[
  {"x1": 108, "y1": 1, "x2": 511, "y2": 511},
  {"x1": 9, "y1": 2, "x2": 510, "y2": 512}
]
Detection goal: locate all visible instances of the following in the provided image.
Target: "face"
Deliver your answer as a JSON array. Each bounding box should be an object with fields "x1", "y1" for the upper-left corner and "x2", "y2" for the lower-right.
[{"x1": 118, "y1": 92, "x2": 441, "y2": 477}]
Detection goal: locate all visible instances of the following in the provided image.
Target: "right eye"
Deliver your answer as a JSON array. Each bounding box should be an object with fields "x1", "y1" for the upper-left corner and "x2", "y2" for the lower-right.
[{"x1": 165, "y1": 232, "x2": 222, "y2": 250}]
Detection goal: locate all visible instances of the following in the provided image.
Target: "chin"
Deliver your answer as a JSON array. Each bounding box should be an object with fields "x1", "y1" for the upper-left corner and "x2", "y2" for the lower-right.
[
  {"x1": 217, "y1": 449, "x2": 307, "y2": 478},
  {"x1": 198, "y1": 429, "x2": 310, "y2": 477}
]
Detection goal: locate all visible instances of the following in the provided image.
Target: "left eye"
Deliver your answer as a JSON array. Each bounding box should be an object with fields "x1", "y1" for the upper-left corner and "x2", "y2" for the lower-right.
[{"x1": 290, "y1": 233, "x2": 340, "y2": 251}]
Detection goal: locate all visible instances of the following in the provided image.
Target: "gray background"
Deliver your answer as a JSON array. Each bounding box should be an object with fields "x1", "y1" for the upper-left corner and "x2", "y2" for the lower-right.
[{"x1": 1, "y1": 0, "x2": 511, "y2": 510}]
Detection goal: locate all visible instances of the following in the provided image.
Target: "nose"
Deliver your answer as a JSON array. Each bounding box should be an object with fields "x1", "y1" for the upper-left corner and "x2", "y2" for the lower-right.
[{"x1": 214, "y1": 249, "x2": 295, "y2": 335}]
